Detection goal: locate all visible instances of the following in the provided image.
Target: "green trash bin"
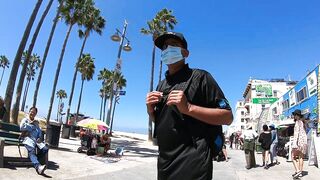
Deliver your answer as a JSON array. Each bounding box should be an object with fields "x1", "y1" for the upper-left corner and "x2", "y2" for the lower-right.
[{"x1": 255, "y1": 142, "x2": 263, "y2": 153}]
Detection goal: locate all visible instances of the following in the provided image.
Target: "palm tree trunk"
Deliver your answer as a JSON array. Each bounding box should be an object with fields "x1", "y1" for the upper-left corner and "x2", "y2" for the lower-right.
[
  {"x1": 12, "y1": 0, "x2": 53, "y2": 124},
  {"x1": 21, "y1": 79, "x2": 31, "y2": 111},
  {"x1": 20, "y1": 80, "x2": 28, "y2": 111},
  {"x1": 33, "y1": 1, "x2": 61, "y2": 107},
  {"x1": 57, "y1": 99, "x2": 61, "y2": 122},
  {"x1": 103, "y1": 95, "x2": 108, "y2": 123},
  {"x1": 46, "y1": 24, "x2": 74, "y2": 129},
  {"x1": 0, "y1": 68, "x2": 5, "y2": 88},
  {"x1": 148, "y1": 45, "x2": 156, "y2": 141},
  {"x1": 3, "y1": 0, "x2": 43, "y2": 123},
  {"x1": 66, "y1": 35, "x2": 88, "y2": 124},
  {"x1": 76, "y1": 79, "x2": 85, "y2": 122},
  {"x1": 99, "y1": 96, "x2": 103, "y2": 120}
]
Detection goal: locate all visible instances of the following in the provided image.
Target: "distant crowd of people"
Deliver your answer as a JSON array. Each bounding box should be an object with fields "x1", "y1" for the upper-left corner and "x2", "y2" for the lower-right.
[
  {"x1": 229, "y1": 132, "x2": 244, "y2": 150},
  {"x1": 236, "y1": 109, "x2": 308, "y2": 179},
  {"x1": 79, "y1": 128, "x2": 111, "y2": 156}
]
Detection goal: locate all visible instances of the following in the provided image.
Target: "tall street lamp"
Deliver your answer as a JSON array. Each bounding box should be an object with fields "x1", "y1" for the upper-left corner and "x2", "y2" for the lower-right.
[{"x1": 106, "y1": 20, "x2": 131, "y2": 132}]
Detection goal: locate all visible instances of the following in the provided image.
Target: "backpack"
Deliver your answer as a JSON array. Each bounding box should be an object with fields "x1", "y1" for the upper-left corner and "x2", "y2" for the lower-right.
[
  {"x1": 204, "y1": 124, "x2": 223, "y2": 157},
  {"x1": 185, "y1": 69, "x2": 223, "y2": 157}
]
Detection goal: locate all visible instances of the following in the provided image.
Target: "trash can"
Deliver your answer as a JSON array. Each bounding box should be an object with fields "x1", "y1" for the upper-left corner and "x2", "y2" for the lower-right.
[
  {"x1": 70, "y1": 125, "x2": 77, "y2": 138},
  {"x1": 46, "y1": 121, "x2": 61, "y2": 148},
  {"x1": 61, "y1": 124, "x2": 71, "y2": 139},
  {"x1": 255, "y1": 141, "x2": 263, "y2": 153}
]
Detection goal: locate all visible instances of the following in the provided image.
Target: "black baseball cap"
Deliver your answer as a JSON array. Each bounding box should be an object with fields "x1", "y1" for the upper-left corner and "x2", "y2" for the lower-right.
[
  {"x1": 292, "y1": 109, "x2": 303, "y2": 117},
  {"x1": 154, "y1": 32, "x2": 188, "y2": 50}
]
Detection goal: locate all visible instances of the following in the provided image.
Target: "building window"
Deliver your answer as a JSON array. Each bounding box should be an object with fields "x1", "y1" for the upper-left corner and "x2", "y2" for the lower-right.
[
  {"x1": 241, "y1": 111, "x2": 244, "y2": 115},
  {"x1": 241, "y1": 118, "x2": 245, "y2": 122},
  {"x1": 282, "y1": 99, "x2": 289, "y2": 110},
  {"x1": 273, "y1": 90, "x2": 277, "y2": 97},
  {"x1": 296, "y1": 87, "x2": 307, "y2": 103},
  {"x1": 241, "y1": 126, "x2": 245, "y2": 130}
]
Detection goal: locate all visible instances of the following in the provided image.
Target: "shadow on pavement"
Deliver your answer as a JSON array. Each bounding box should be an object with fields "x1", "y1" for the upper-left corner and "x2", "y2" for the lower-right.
[
  {"x1": 47, "y1": 160, "x2": 59, "y2": 170},
  {"x1": 49, "y1": 146, "x2": 74, "y2": 153},
  {"x1": 111, "y1": 139, "x2": 158, "y2": 158}
]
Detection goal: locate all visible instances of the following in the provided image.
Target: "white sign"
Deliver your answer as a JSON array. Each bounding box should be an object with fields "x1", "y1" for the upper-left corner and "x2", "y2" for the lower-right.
[
  {"x1": 314, "y1": 136, "x2": 320, "y2": 168},
  {"x1": 289, "y1": 89, "x2": 296, "y2": 107},
  {"x1": 308, "y1": 131, "x2": 317, "y2": 166},
  {"x1": 306, "y1": 71, "x2": 317, "y2": 97}
]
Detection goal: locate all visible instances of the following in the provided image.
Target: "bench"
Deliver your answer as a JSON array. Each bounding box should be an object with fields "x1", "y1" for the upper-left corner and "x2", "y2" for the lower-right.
[{"x1": 0, "y1": 121, "x2": 48, "y2": 168}]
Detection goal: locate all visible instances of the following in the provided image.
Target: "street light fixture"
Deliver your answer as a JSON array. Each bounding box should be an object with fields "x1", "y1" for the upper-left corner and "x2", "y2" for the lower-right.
[
  {"x1": 111, "y1": 31, "x2": 121, "y2": 42},
  {"x1": 123, "y1": 41, "x2": 132, "y2": 51},
  {"x1": 111, "y1": 29, "x2": 132, "y2": 52},
  {"x1": 106, "y1": 20, "x2": 131, "y2": 133}
]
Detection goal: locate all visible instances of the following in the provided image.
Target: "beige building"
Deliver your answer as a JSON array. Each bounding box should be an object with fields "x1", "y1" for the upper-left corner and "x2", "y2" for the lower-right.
[{"x1": 231, "y1": 78, "x2": 296, "y2": 134}]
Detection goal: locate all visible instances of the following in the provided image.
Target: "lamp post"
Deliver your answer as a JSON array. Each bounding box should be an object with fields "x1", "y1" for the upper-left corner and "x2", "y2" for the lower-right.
[{"x1": 106, "y1": 20, "x2": 131, "y2": 132}]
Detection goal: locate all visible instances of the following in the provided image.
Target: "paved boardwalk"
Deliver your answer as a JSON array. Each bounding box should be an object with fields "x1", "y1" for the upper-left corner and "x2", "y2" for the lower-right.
[
  {"x1": 213, "y1": 148, "x2": 320, "y2": 180},
  {"x1": 0, "y1": 133, "x2": 319, "y2": 180}
]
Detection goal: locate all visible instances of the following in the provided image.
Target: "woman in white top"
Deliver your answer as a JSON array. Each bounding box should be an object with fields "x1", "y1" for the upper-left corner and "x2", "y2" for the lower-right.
[{"x1": 291, "y1": 109, "x2": 307, "y2": 178}]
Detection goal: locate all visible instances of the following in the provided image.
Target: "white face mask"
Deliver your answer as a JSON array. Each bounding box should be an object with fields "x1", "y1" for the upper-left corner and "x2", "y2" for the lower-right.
[{"x1": 161, "y1": 45, "x2": 184, "y2": 65}]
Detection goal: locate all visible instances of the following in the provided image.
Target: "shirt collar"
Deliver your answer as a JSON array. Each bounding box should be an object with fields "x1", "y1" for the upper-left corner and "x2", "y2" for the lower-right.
[{"x1": 165, "y1": 64, "x2": 192, "y2": 84}]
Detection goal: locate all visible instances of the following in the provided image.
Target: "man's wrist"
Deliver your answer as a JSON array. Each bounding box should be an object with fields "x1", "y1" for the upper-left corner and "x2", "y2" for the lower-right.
[{"x1": 184, "y1": 103, "x2": 193, "y2": 116}]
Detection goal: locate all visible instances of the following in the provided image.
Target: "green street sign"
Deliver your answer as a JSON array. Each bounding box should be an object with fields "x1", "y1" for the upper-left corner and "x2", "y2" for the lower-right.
[{"x1": 252, "y1": 98, "x2": 278, "y2": 104}]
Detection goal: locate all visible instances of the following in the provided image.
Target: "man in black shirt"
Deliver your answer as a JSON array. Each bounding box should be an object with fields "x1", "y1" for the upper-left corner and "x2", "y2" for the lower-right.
[{"x1": 146, "y1": 32, "x2": 233, "y2": 180}]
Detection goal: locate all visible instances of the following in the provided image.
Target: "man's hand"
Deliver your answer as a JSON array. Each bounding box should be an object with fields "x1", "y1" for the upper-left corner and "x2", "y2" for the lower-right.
[
  {"x1": 36, "y1": 138, "x2": 42, "y2": 143},
  {"x1": 166, "y1": 90, "x2": 191, "y2": 114},
  {"x1": 146, "y1": 91, "x2": 163, "y2": 115}
]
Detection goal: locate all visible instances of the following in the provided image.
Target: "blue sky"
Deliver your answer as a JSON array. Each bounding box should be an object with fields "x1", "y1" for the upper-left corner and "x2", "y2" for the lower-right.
[{"x1": 1, "y1": 0, "x2": 320, "y2": 132}]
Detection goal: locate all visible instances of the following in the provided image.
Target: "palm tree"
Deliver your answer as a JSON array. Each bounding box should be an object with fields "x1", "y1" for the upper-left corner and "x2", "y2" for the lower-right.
[
  {"x1": 33, "y1": 0, "x2": 64, "y2": 107},
  {"x1": 140, "y1": 8, "x2": 177, "y2": 140},
  {"x1": 20, "y1": 53, "x2": 41, "y2": 112},
  {"x1": 46, "y1": 0, "x2": 92, "y2": 123},
  {"x1": 11, "y1": 0, "x2": 54, "y2": 124},
  {"x1": 66, "y1": 5, "x2": 105, "y2": 124},
  {"x1": 153, "y1": 8, "x2": 178, "y2": 84},
  {"x1": 75, "y1": 54, "x2": 95, "y2": 122},
  {"x1": 109, "y1": 72, "x2": 126, "y2": 134},
  {"x1": 3, "y1": 0, "x2": 43, "y2": 123},
  {"x1": 0, "y1": 55, "x2": 10, "y2": 88},
  {"x1": 97, "y1": 68, "x2": 112, "y2": 123},
  {"x1": 56, "y1": 89, "x2": 67, "y2": 122},
  {"x1": 98, "y1": 89, "x2": 104, "y2": 120}
]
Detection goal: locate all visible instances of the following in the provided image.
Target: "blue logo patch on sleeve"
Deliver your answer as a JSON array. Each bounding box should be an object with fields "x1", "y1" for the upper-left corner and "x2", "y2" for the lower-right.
[{"x1": 218, "y1": 99, "x2": 228, "y2": 108}]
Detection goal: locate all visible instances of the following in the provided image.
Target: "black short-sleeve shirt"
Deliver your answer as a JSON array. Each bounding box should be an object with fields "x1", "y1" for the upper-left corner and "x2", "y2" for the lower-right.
[{"x1": 154, "y1": 64, "x2": 231, "y2": 180}]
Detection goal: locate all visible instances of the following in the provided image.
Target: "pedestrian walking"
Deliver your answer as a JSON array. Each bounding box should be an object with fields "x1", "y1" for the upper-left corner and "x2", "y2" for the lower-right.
[
  {"x1": 20, "y1": 107, "x2": 48, "y2": 175},
  {"x1": 269, "y1": 124, "x2": 280, "y2": 165},
  {"x1": 146, "y1": 31, "x2": 233, "y2": 180},
  {"x1": 241, "y1": 127, "x2": 258, "y2": 169},
  {"x1": 258, "y1": 124, "x2": 272, "y2": 169},
  {"x1": 291, "y1": 109, "x2": 307, "y2": 179},
  {"x1": 229, "y1": 133, "x2": 235, "y2": 149}
]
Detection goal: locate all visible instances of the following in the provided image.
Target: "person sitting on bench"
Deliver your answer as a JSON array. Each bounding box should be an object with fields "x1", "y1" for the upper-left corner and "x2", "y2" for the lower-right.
[{"x1": 20, "y1": 107, "x2": 48, "y2": 175}]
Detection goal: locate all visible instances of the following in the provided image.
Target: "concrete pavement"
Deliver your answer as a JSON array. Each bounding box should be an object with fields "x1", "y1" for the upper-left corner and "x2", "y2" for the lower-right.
[
  {"x1": 0, "y1": 131, "x2": 158, "y2": 180},
  {"x1": 0, "y1": 132, "x2": 319, "y2": 180},
  {"x1": 213, "y1": 148, "x2": 320, "y2": 180}
]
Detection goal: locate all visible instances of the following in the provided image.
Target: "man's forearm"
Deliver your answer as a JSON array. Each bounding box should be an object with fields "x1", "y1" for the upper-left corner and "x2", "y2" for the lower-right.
[{"x1": 184, "y1": 103, "x2": 233, "y2": 125}]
